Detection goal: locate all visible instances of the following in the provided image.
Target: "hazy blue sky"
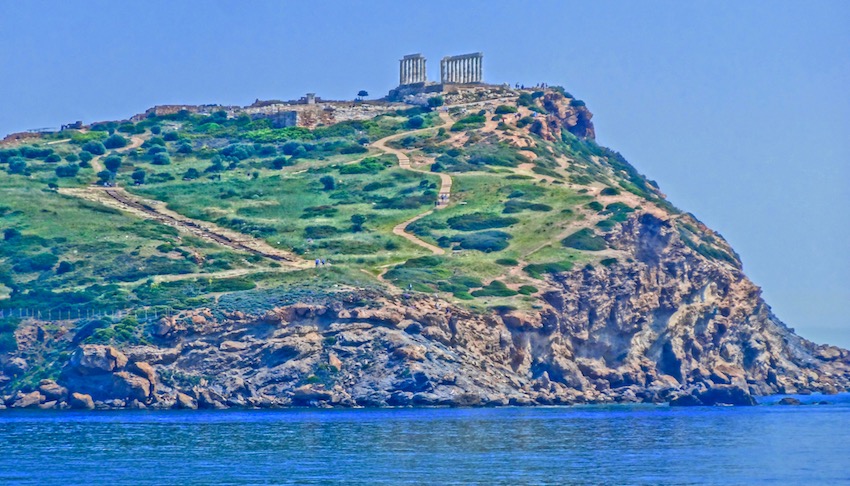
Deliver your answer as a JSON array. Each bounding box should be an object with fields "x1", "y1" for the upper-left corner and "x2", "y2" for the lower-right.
[{"x1": 1, "y1": 1, "x2": 847, "y2": 346}]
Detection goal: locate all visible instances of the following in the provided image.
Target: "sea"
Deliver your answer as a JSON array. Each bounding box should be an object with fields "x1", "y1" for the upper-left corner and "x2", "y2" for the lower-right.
[{"x1": 1, "y1": 393, "x2": 848, "y2": 485}]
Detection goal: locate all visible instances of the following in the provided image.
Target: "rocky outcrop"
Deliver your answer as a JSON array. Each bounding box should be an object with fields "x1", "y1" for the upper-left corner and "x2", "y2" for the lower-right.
[
  {"x1": 1, "y1": 216, "x2": 847, "y2": 410},
  {"x1": 531, "y1": 92, "x2": 595, "y2": 140}
]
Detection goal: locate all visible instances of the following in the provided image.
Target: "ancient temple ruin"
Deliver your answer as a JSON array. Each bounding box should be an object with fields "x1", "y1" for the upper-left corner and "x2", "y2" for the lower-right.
[
  {"x1": 399, "y1": 54, "x2": 427, "y2": 86},
  {"x1": 440, "y1": 53, "x2": 483, "y2": 84}
]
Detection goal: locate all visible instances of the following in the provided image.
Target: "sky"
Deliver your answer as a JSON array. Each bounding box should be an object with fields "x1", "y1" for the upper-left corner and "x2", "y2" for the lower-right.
[{"x1": 1, "y1": 1, "x2": 848, "y2": 346}]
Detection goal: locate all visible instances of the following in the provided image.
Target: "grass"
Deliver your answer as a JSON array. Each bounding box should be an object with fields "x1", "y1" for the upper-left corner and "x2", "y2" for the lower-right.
[{"x1": 0, "y1": 86, "x2": 696, "y2": 312}]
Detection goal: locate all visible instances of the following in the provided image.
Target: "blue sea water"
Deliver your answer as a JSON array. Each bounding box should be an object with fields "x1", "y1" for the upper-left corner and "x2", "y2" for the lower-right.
[{"x1": 1, "y1": 394, "x2": 849, "y2": 485}]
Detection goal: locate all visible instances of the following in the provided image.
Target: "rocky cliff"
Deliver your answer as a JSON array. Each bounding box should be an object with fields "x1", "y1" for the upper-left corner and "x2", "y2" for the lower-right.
[{"x1": 3, "y1": 213, "x2": 847, "y2": 410}]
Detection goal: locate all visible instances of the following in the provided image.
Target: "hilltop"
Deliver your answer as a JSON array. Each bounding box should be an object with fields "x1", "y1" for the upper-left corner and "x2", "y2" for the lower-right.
[{"x1": 1, "y1": 84, "x2": 848, "y2": 410}]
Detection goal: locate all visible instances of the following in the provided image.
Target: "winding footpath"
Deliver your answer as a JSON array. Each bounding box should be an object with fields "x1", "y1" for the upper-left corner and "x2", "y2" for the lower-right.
[{"x1": 371, "y1": 111, "x2": 454, "y2": 255}]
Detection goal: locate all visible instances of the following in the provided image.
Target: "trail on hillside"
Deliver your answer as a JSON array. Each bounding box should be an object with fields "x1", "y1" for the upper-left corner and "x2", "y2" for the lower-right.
[
  {"x1": 371, "y1": 113, "x2": 454, "y2": 256},
  {"x1": 60, "y1": 186, "x2": 306, "y2": 267}
]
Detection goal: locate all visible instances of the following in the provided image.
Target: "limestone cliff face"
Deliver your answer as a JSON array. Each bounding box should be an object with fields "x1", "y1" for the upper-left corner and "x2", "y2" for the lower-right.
[
  {"x1": 4, "y1": 212, "x2": 845, "y2": 410},
  {"x1": 531, "y1": 92, "x2": 595, "y2": 140}
]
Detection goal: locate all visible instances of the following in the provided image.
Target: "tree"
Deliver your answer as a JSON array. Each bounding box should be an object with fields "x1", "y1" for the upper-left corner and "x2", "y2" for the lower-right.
[
  {"x1": 65, "y1": 153, "x2": 79, "y2": 162},
  {"x1": 319, "y1": 175, "x2": 335, "y2": 190},
  {"x1": 176, "y1": 142, "x2": 193, "y2": 154},
  {"x1": 103, "y1": 134, "x2": 128, "y2": 149},
  {"x1": 183, "y1": 168, "x2": 201, "y2": 180},
  {"x1": 152, "y1": 153, "x2": 171, "y2": 165},
  {"x1": 82, "y1": 141, "x2": 106, "y2": 155},
  {"x1": 357, "y1": 90, "x2": 369, "y2": 101},
  {"x1": 351, "y1": 214, "x2": 367, "y2": 232},
  {"x1": 45, "y1": 153, "x2": 61, "y2": 163},
  {"x1": 131, "y1": 169, "x2": 146, "y2": 185},
  {"x1": 150, "y1": 125, "x2": 162, "y2": 135},
  {"x1": 427, "y1": 96, "x2": 444, "y2": 109},
  {"x1": 103, "y1": 155, "x2": 122, "y2": 172},
  {"x1": 163, "y1": 131, "x2": 179, "y2": 142},
  {"x1": 97, "y1": 170, "x2": 114, "y2": 185}
]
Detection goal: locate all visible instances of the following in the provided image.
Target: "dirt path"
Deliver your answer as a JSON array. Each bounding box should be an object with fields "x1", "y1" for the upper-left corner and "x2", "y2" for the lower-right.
[
  {"x1": 370, "y1": 115, "x2": 454, "y2": 255},
  {"x1": 59, "y1": 186, "x2": 308, "y2": 268},
  {"x1": 89, "y1": 135, "x2": 144, "y2": 174}
]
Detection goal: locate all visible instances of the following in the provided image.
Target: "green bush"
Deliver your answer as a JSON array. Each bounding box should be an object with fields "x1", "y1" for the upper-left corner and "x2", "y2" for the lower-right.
[
  {"x1": 471, "y1": 280, "x2": 517, "y2": 297},
  {"x1": 304, "y1": 225, "x2": 339, "y2": 239},
  {"x1": 152, "y1": 153, "x2": 171, "y2": 165},
  {"x1": 13, "y1": 253, "x2": 58, "y2": 272},
  {"x1": 55, "y1": 164, "x2": 80, "y2": 178},
  {"x1": 447, "y1": 212, "x2": 519, "y2": 231},
  {"x1": 82, "y1": 141, "x2": 106, "y2": 155},
  {"x1": 523, "y1": 261, "x2": 574, "y2": 279},
  {"x1": 453, "y1": 230, "x2": 511, "y2": 252},
  {"x1": 518, "y1": 285, "x2": 538, "y2": 295},
  {"x1": 339, "y1": 157, "x2": 389, "y2": 175},
  {"x1": 494, "y1": 105, "x2": 518, "y2": 114},
  {"x1": 495, "y1": 258, "x2": 519, "y2": 266},
  {"x1": 407, "y1": 116, "x2": 425, "y2": 129},
  {"x1": 562, "y1": 228, "x2": 606, "y2": 251},
  {"x1": 586, "y1": 201, "x2": 603, "y2": 211},
  {"x1": 600, "y1": 258, "x2": 617, "y2": 267},
  {"x1": 600, "y1": 187, "x2": 620, "y2": 196},
  {"x1": 103, "y1": 134, "x2": 128, "y2": 149},
  {"x1": 502, "y1": 200, "x2": 553, "y2": 213}
]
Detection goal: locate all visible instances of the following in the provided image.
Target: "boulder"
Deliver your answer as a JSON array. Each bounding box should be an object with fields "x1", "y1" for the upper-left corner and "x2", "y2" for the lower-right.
[
  {"x1": 778, "y1": 397, "x2": 802, "y2": 406},
  {"x1": 669, "y1": 393, "x2": 704, "y2": 407},
  {"x1": 112, "y1": 372, "x2": 151, "y2": 402},
  {"x1": 69, "y1": 392, "x2": 95, "y2": 410},
  {"x1": 292, "y1": 385, "x2": 333, "y2": 404},
  {"x1": 4, "y1": 357, "x2": 28, "y2": 376},
  {"x1": 220, "y1": 340, "x2": 249, "y2": 352},
  {"x1": 128, "y1": 361, "x2": 157, "y2": 386},
  {"x1": 175, "y1": 392, "x2": 197, "y2": 410},
  {"x1": 38, "y1": 380, "x2": 68, "y2": 401},
  {"x1": 698, "y1": 385, "x2": 758, "y2": 406},
  {"x1": 10, "y1": 391, "x2": 43, "y2": 408},
  {"x1": 328, "y1": 353, "x2": 343, "y2": 372},
  {"x1": 70, "y1": 345, "x2": 127, "y2": 374},
  {"x1": 38, "y1": 400, "x2": 58, "y2": 410}
]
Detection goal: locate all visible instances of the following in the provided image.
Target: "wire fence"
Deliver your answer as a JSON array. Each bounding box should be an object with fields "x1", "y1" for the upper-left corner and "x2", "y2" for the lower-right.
[{"x1": 0, "y1": 307, "x2": 179, "y2": 322}]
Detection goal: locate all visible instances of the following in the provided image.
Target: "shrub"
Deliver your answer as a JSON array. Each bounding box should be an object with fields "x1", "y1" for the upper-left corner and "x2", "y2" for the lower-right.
[
  {"x1": 150, "y1": 126, "x2": 162, "y2": 135},
  {"x1": 57, "y1": 261, "x2": 74, "y2": 274},
  {"x1": 82, "y1": 141, "x2": 106, "y2": 155},
  {"x1": 55, "y1": 163, "x2": 80, "y2": 178},
  {"x1": 562, "y1": 228, "x2": 606, "y2": 251},
  {"x1": 339, "y1": 157, "x2": 389, "y2": 175},
  {"x1": 45, "y1": 153, "x2": 61, "y2": 163},
  {"x1": 523, "y1": 261, "x2": 573, "y2": 279},
  {"x1": 4, "y1": 228, "x2": 21, "y2": 240},
  {"x1": 163, "y1": 131, "x2": 179, "y2": 141},
  {"x1": 586, "y1": 201, "x2": 603, "y2": 211},
  {"x1": 570, "y1": 99, "x2": 586, "y2": 107},
  {"x1": 103, "y1": 134, "x2": 128, "y2": 149},
  {"x1": 304, "y1": 225, "x2": 339, "y2": 239},
  {"x1": 517, "y1": 93, "x2": 534, "y2": 107},
  {"x1": 103, "y1": 155, "x2": 122, "y2": 172},
  {"x1": 494, "y1": 105, "x2": 517, "y2": 114},
  {"x1": 8, "y1": 157, "x2": 27, "y2": 174},
  {"x1": 65, "y1": 153, "x2": 79, "y2": 162},
  {"x1": 301, "y1": 206, "x2": 338, "y2": 218},
  {"x1": 13, "y1": 253, "x2": 58, "y2": 272},
  {"x1": 177, "y1": 143, "x2": 193, "y2": 154},
  {"x1": 272, "y1": 157, "x2": 292, "y2": 169},
  {"x1": 20, "y1": 146, "x2": 53, "y2": 158},
  {"x1": 600, "y1": 187, "x2": 620, "y2": 196},
  {"x1": 78, "y1": 151, "x2": 93, "y2": 163},
  {"x1": 319, "y1": 175, "x2": 335, "y2": 190},
  {"x1": 502, "y1": 200, "x2": 553, "y2": 213},
  {"x1": 131, "y1": 169, "x2": 146, "y2": 185},
  {"x1": 407, "y1": 116, "x2": 425, "y2": 129},
  {"x1": 152, "y1": 153, "x2": 171, "y2": 165},
  {"x1": 427, "y1": 96, "x2": 444, "y2": 108},
  {"x1": 453, "y1": 230, "x2": 511, "y2": 252},
  {"x1": 183, "y1": 168, "x2": 201, "y2": 180},
  {"x1": 600, "y1": 258, "x2": 617, "y2": 267},
  {"x1": 447, "y1": 212, "x2": 519, "y2": 231},
  {"x1": 340, "y1": 144, "x2": 368, "y2": 155},
  {"x1": 518, "y1": 285, "x2": 538, "y2": 295},
  {"x1": 495, "y1": 258, "x2": 519, "y2": 266},
  {"x1": 471, "y1": 280, "x2": 517, "y2": 297}
]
